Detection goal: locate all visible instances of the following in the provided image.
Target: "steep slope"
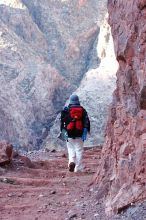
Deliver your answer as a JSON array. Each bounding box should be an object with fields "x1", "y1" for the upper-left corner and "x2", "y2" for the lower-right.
[
  {"x1": 46, "y1": 15, "x2": 118, "y2": 149},
  {"x1": 95, "y1": 0, "x2": 146, "y2": 215},
  {"x1": 21, "y1": 0, "x2": 106, "y2": 84},
  {"x1": 75, "y1": 15, "x2": 118, "y2": 146},
  {"x1": 0, "y1": 0, "x2": 107, "y2": 150},
  {"x1": 0, "y1": 14, "x2": 70, "y2": 150}
]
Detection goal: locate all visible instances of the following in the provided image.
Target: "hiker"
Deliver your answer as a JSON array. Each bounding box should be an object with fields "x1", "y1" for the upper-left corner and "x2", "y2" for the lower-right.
[{"x1": 60, "y1": 94, "x2": 90, "y2": 172}]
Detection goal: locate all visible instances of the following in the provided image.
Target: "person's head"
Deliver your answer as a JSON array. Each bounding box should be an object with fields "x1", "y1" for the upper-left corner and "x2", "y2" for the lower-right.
[{"x1": 69, "y1": 94, "x2": 80, "y2": 105}]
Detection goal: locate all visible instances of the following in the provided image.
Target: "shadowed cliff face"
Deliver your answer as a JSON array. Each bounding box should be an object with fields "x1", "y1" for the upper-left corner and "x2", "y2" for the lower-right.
[
  {"x1": 95, "y1": 0, "x2": 146, "y2": 215},
  {"x1": 0, "y1": 0, "x2": 109, "y2": 150}
]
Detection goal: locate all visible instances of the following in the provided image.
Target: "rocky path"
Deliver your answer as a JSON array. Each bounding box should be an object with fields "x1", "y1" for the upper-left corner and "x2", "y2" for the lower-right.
[
  {"x1": 0, "y1": 148, "x2": 103, "y2": 220},
  {"x1": 0, "y1": 148, "x2": 146, "y2": 220}
]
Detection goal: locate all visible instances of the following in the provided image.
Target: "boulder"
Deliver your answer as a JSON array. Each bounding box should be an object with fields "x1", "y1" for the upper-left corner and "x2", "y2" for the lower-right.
[{"x1": 0, "y1": 141, "x2": 13, "y2": 165}]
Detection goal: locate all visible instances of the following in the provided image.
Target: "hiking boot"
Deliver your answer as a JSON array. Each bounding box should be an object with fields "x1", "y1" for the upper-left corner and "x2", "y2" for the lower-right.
[{"x1": 69, "y1": 162, "x2": 75, "y2": 172}]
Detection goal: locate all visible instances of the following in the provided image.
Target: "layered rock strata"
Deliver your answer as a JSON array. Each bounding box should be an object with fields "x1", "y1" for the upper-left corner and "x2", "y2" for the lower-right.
[{"x1": 95, "y1": 0, "x2": 146, "y2": 215}]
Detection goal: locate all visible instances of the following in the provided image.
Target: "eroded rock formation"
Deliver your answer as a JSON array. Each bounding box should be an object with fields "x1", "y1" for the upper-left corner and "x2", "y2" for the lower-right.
[
  {"x1": 0, "y1": 18, "x2": 70, "y2": 149},
  {"x1": 46, "y1": 15, "x2": 118, "y2": 149},
  {"x1": 21, "y1": 0, "x2": 103, "y2": 84},
  {"x1": 0, "y1": 141, "x2": 13, "y2": 165},
  {"x1": 0, "y1": 0, "x2": 107, "y2": 150},
  {"x1": 95, "y1": 0, "x2": 146, "y2": 215}
]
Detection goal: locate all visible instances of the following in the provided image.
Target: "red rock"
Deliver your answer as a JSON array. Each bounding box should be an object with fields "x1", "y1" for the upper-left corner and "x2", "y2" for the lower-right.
[
  {"x1": 17, "y1": 155, "x2": 34, "y2": 168},
  {"x1": 0, "y1": 141, "x2": 13, "y2": 165},
  {"x1": 95, "y1": 0, "x2": 146, "y2": 216}
]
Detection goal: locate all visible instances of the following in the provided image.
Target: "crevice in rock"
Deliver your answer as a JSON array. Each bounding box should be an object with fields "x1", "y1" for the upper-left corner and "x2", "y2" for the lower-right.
[
  {"x1": 140, "y1": 85, "x2": 146, "y2": 109},
  {"x1": 117, "y1": 203, "x2": 134, "y2": 214},
  {"x1": 117, "y1": 55, "x2": 126, "y2": 63},
  {"x1": 137, "y1": 1, "x2": 146, "y2": 10}
]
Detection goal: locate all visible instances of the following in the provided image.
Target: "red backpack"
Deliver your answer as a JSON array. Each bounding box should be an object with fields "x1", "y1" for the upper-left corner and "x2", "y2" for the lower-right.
[{"x1": 67, "y1": 107, "x2": 84, "y2": 133}]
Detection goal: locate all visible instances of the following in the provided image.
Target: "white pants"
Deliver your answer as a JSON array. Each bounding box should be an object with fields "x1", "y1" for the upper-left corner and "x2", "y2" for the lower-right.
[{"x1": 67, "y1": 138, "x2": 84, "y2": 172}]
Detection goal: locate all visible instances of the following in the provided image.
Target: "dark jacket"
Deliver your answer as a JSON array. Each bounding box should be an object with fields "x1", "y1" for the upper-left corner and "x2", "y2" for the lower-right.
[{"x1": 60, "y1": 104, "x2": 90, "y2": 138}]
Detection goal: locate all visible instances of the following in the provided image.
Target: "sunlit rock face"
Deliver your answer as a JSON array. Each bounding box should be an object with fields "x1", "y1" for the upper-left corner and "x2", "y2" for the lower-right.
[
  {"x1": 0, "y1": 0, "x2": 25, "y2": 9},
  {"x1": 95, "y1": 0, "x2": 146, "y2": 216},
  {"x1": 76, "y1": 15, "x2": 118, "y2": 146},
  {"x1": 0, "y1": 0, "x2": 107, "y2": 150},
  {"x1": 45, "y1": 15, "x2": 118, "y2": 149}
]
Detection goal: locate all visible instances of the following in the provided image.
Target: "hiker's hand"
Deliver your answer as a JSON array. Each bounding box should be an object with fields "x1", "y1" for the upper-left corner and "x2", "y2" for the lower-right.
[
  {"x1": 63, "y1": 106, "x2": 68, "y2": 112},
  {"x1": 82, "y1": 128, "x2": 88, "y2": 141}
]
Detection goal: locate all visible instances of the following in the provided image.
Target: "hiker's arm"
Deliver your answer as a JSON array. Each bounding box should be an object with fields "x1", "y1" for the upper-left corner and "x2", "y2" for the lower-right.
[
  {"x1": 60, "y1": 111, "x2": 64, "y2": 131},
  {"x1": 83, "y1": 109, "x2": 90, "y2": 133},
  {"x1": 60, "y1": 107, "x2": 69, "y2": 131}
]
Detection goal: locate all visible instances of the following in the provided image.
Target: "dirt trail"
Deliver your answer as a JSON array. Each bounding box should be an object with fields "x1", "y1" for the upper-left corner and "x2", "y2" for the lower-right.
[
  {"x1": 0, "y1": 148, "x2": 103, "y2": 220},
  {"x1": 1, "y1": 148, "x2": 146, "y2": 220}
]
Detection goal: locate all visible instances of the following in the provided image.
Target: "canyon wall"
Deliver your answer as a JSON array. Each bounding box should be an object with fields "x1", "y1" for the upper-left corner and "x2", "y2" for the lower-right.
[
  {"x1": 0, "y1": 0, "x2": 108, "y2": 150},
  {"x1": 0, "y1": 12, "x2": 70, "y2": 150},
  {"x1": 46, "y1": 15, "x2": 118, "y2": 149},
  {"x1": 95, "y1": 0, "x2": 146, "y2": 215}
]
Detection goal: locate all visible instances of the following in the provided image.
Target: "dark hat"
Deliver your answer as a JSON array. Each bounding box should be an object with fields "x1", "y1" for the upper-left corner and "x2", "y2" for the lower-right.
[{"x1": 69, "y1": 94, "x2": 80, "y2": 105}]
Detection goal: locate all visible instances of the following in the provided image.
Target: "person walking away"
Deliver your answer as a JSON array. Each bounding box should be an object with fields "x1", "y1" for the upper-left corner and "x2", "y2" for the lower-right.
[{"x1": 60, "y1": 94, "x2": 90, "y2": 172}]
